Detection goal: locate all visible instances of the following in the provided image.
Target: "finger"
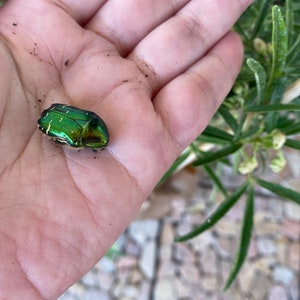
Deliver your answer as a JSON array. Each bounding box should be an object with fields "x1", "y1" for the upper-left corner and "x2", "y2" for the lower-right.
[
  {"x1": 155, "y1": 31, "x2": 243, "y2": 150},
  {"x1": 86, "y1": 0, "x2": 189, "y2": 54},
  {"x1": 130, "y1": 0, "x2": 252, "y2": 91},
  {"x1": 53, "y1": 0, "x2": 106, "y2": 24}
]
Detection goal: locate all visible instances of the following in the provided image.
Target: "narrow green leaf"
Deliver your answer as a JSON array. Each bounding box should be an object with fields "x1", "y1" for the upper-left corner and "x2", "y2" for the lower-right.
[
  {"x1": 157, "y1": 149, "x2": 191, "y2": 186},
  {"x1": 250, "y1": 0, "x2": 272, "y2": 40},
  {"x1": 175, "y1": 181, "x2": 248, "y2": 242},
  {"x1": 234, "y1": 112, "x2": 247, "y2": 142},
  {"x1": 270, "y1": 5, "x2": 288, "y2": 77},
  {"x1": 246, "y1": 103, "x2": 300, "y2": 113},
  {"x1": 218, "y1": 105, "x2": 238, "y2": 133},
  {"x1": 203, "y1": 165, "x2": 228, "y2": 197},
  {"x1": 202, "y1": 125, "x2": 234, "y2": 142},
  {"x1": 266, "y1": 6, "x2": 288, "y2": 102},
  {"x1": 285, "y1": 0, "x2": 294, "y2": 48},
  {"x1": 266, "y1": 77, "x2": 288, "y2": 133},
  {"x1": 240, "y1": 123, "x2": 261, "y2": 140},
  {"x1": 256, "y1": 178, "x2": 300, "y2": 205},
  {"x1": 284, "y1": 138, "x2": 300, "y2": 150},
  {"x1": 193, "y1": 144, "x2": 242, "y2": 166},
  {"x1": 246, "y1": 58, "x2": 266, "y2": 104},
  {"x1": 233, "y1": 20, "x2": 250, "y2": 41},
  {"x1": 224, "y1": 185, "x2": 254, "y2": 290},
  {"x1": 196, "y1": 135, "x2": 232, "y2": 145},
  {"x1": 281, "y1": 122, "x2": 300, "y2": 135},
  {"x1": 287, "y1": 34, "x2": 300, "y2": 64}
]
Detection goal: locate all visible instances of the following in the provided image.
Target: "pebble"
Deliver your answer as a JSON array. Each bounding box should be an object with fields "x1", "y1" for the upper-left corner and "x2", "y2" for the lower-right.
[
  {"x1": 154, "y1": 278, "x2": 176, "y2": 300},
  {"x1": 86, "y1": 289, "x2": 110, "y2": 300},
  {"x1": 96, "y1": 256, "x2": 116, "y2": 274},
  {"x1": 200, "y1": 246, "x2": 217, "y2": 274},
  {"x1": 268, "y1": 201, "x2": 283, "y2": 218},
  {"x1": 128, "y1": 219, "x2": 160, "y2": 245},
  {"x1": 256, "y1": 219, "x2": 279, "y2": 236},
  {"x1": 161, "y1": 222, "x2": 174, "y2": 245},
  {"x1": 255, "y1": 257, "x2": 277, "y2": 275},
  {"x1": 257, "y1": 238, "x2": 277, "y2": 255},
  {"x1": 139, "y1": 281, "x2": 151, "y2": 300},
  {"x1": 214, "y1": 219, "x2": 240, "y2": 237},
  {"x1": 284, "y1": 201, "x2": 300, "y2": 222},
  {"x1": 288, "y1": 242, "x2": 300, "y2": 269},
  {"x1": 268, "y1": 285, "x2": 287, "y2": 300},
  {"x1": 97, "y1": 272, "x2": 113, "y2": 291},
  {"x1": 172, "y1": 243, "x2": 194, "y2": 263},
  {"x1": 273, "y1": 266, "x2": 294, "y2": 285},
  {"x1": 279, "y1": 219, "x2": 300, "y2": 241},
  {"x1": 139, "y1": 239, "x2": 156, "y2": 279},
  {"x1": 250, "y1": 272, "x2": 271, "y2": 299},
  {"x1": 201, "y1": 274, "x2": 218, "y2": 292}
]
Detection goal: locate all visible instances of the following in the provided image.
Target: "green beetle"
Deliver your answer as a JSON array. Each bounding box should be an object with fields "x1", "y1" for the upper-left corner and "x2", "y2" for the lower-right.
[{"x1": 38, "y1": 103, "x2": 109, "y2": 150}]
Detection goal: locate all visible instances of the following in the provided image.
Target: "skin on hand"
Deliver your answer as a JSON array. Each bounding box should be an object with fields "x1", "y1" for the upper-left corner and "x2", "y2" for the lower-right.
[{"x1": 0, "y1": 0, "x2": 252, "y2": 298}]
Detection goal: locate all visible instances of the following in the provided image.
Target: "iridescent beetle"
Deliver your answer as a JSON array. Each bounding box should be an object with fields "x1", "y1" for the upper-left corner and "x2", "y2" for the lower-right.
[{"x1": 38, "y1": 103, "x2": 109, "y2": 150}]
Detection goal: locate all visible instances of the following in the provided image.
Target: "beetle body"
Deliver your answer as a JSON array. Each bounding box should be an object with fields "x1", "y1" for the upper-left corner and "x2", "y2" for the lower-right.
[{"x1": 38, "y1": 103, "x2": 109, "y2": 150}]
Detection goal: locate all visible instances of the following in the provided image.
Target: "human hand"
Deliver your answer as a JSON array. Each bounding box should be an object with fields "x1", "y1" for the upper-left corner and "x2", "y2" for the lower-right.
[{"x1": 0, "y1": 0, "x2": 252, "y2": 298}]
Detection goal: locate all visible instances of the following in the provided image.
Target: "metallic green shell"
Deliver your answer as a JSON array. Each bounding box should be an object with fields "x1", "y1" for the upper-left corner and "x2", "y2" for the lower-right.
[{"x1": 38, "y1": 103, "x2": 109, "y2": 149}]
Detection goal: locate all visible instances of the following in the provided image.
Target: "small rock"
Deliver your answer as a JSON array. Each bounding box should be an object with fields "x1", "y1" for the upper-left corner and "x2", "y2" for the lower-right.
[
  {"x1": 97, "y1": 272, "x2": 114, "y2": 291},
  {"x1": 267, "y1": 285, "x2": 287, "y2": 300},
  {"x1": 273, "y1": 266, "x2": 294, "y2": 285},
  {"x1": 279, "y1": 219, "x2": 300, "y2": 241},
  {"x1": 142, "y1": 219, "x2": 160, "y2": 238},
  {"x1": 159, "y1": 244, "x2": 172, "y2": 261},
  {"x1": 139, "y1": 240, "x2": 156, "y2": 279},
  {"x1": 82, "y1": 271, "x2": 97, "y2": 287},
  {"x1": 190, "y1": 231, "x2": 215, "y2": 253},
  {"x1": 128, "y1": 222, "x2": 146, "y2": 245},
  {"x1": 255, "y1": 257, "x2": 277, "y2": 275},
  {"x1": 157, "y1": 260, "x2": 175, "y2": 277},
  {"x1": 256, "y1": 220, "x2": 279, "y2": 236},
  {"x1": 202, "y1": 274, "x2": 218, "y2": 292},
  {"x1": 290, "y1": 276, "x2": 300, "y2": 300},
  {"x1": 276, "y1": 237, "x2": 288, "y2": 265},
  {"x1": 97, "y1": 256, "x2": 116, "y2": 273},
  {"x1": 285, "y1": 151, "x2": 300, "y2": 177},
  {"x1": 214, "y1": 236, "x2": 233, "y2": 258},
  {"x1": 250, "y1": 272, "x2": 271, "y2": 299},
  {"x1": 200, "y1": 246, "x2": 217, "y2": 274},
  {"x1": 124, "y1": 240, "x2": 140, "y2": 257},
  {"x1": 129, "y1": 269, "x2": 143, "y2": 284},
  {"x1": 86, "y1": 289, "x2": 110, "y2": 300},
  {"x1": 180, "y1": 262, "x2": 201, "y2": 285},
  {"x1": 247, "y1": 239, "x2": 259, "y2": 259},
  {"x1": 154, "y1": 278, "x2": 176, "y2": 300},
  {"x1": 214, "y1": 219, "x2": 239, "y2": 237},
  {"x1": 288, "y1": 242, "x2": 300, "y2": 271},
  {"x1": 161, "y1": 222, "x2": 174, "y2": 245},
  {"x1": 284, "y1": 201, "x2": 300, "y2": 222},
  {"x1": 173, "y1": 276, "x2": 191, "y2": 298},
  {"x1": 267, "y1": 198, "x2": 283, "y2": 216},
  {"x1": 117, "y1": 256, "x2": 137, "y2": 269},
  {"x1": 238, "y1": 262, "x2": 256, "y2": 293},
  {"x1": 257, "y1": 238, "x2": 276, "y2": 255},
  {"x1": 128, "y1": 220, "x2": 159, "y2": 245},
  {"x1": 173, "y1": 243, "x2": 194, "y2": 263},
  {"x1": 122, "y1": 285, "x2": 139, "y2": 298},
  {"x1": 139, "y1": 281, "x2": 151, "y2": 300}
]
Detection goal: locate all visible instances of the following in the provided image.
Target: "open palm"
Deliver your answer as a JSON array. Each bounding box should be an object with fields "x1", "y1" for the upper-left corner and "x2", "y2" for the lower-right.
[{"x1": 0, "y1": 0, "x2": 251, "y2": 298}]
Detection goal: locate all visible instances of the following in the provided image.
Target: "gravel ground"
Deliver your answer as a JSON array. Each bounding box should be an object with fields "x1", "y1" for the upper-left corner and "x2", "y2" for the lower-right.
[{"x1": 59, "y1": 151, "x2": 300, "y2": 300}]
